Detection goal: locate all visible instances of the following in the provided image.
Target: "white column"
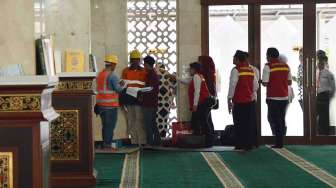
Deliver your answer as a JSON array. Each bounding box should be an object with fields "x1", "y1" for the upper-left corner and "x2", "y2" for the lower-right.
[{"x1": 177, "y1": 0, "x2": 202, "y2": 121}]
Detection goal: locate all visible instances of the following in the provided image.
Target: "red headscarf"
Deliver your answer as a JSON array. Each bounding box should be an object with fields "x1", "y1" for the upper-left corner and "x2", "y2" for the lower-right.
[{"x1": 198, "y1": 55, "x2": 217, "y2": 96}]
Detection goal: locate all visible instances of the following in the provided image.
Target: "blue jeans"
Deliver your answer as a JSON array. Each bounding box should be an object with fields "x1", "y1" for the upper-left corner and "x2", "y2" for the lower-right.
[{"x1": 99, "y1": 108, "x2": 118, "y2": 147}]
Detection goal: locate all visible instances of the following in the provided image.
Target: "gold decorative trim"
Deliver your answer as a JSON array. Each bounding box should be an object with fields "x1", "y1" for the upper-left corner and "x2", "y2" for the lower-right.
[
  {"x1": 269, "y1": 146, "x2": 336, "y2": 187},
  {"x1": 201, "y1": 152, "x2": 245, "y2": 188},
  {"x1": 56, "y1": 80, "x2": 93, "y2": 91},
  {"x1": 119, "y1": 150, "x2": 140, "y2": 188},
  {"x1": 50, "y1": 110, "x2": 80, "y2": 161},
  {"x1": 0, "y1": 94, "x2": 40, "y2": 112},
  {"x1": 0, "y1": 152, "x2": 13, "y2": 188}
]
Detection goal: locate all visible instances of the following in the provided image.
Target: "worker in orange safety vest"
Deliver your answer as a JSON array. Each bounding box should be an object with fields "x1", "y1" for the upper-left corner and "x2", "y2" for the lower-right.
[
  {"x1": 121, "y1": 50, "x2": 147, "y2": 146},
  {"x1": 95, "y1": 54, "x2": 124, "y2": 150}
]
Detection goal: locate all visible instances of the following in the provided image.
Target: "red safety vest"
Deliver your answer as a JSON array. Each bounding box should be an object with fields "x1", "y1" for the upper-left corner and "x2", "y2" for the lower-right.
[
  {"x1": 266, "y1": 60, "x2": 289, "y2": 98},
  {"x1": 188, "y1": 74, "x2": 210, "y2": 110},
  {"x1": 233, "y1": 63, "x2": 254, "y2": 103},
  {"x1": 96, "y1": 70, "x2": 119, "y2": 107}
]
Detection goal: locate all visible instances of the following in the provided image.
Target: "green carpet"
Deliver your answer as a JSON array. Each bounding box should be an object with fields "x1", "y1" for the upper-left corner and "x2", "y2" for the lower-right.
[
  {"x1": 286, "y1": 145, "x2": 336, "y2": 176},
  {"x1": 94, "y1": 153, "x2": 125, "y2": 188},
  {"x1": 217, "y1": 147, "x2": 329, "y2": 188},
  {"x1": 140, "y1": 151, "x2": 223, "y2": 188}
]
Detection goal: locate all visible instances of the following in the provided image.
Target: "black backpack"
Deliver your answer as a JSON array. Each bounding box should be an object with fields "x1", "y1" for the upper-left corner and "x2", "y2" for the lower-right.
[{"x1": 220, "y1": 125, "x2": 235, "y2": 146}]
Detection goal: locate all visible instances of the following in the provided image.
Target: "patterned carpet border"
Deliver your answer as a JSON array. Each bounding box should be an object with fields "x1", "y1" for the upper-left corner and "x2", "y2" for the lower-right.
[
  {"x1": 201, "y1": 152, "x2": 245, "y2": 188},
  {"x1": 270, "y1": 146, "x2": 336, "y2": 187},
  {"x1": 119, "y1": 150, "x2": 140, "y2": 188}
]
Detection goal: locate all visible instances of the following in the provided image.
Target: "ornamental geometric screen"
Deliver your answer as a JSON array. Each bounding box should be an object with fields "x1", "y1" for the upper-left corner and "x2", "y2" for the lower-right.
[{"x1": 127, "y1": 0, "x2": 177, "y2": 137}]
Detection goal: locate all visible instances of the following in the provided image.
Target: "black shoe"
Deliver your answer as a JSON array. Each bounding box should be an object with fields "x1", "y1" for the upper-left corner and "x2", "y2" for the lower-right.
[
  {"x1": 234, "y1": 146, "x2": 244, "y2": 150},
  {"x1": 271, "y1": 145, "x2": 283, "y2": 149},
  {"x1": 244, "y1": 146, "x2": 253, "y2": 151}
]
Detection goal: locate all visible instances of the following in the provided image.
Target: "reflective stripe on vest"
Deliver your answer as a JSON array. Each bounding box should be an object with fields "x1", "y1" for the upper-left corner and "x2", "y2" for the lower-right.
[
  {"x1": 122, "y1": 68, "x2": 147, "y2": 88},
  {"x1": 96, "y1": 70, "x2": 119, "y2": 107},
  {"x1": 266, "y1": 61, "x2": 289, "y2": 98},
  {"x1": 233, "y1": 63, "x2": 254, "y2": 103},
  {"x1": 123, "y1": 79, "x2": 146, "y2": 87},
  {"x1": 270, "y1": 67, "x2": 289, "y2": 72},
  {"x1": 239, "y1": 72, "x2": 255, "y2": 76}
]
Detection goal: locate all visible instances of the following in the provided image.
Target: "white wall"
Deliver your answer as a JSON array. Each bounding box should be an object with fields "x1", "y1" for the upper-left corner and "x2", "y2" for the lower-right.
[
  {"x1": 91, "y1": 0, "x2": 128, "y2": 140},
  {"x1": 0, "y1": 0, "x2": 35, "y2": 75},
  {"x1": 45, "y1": 0, "x2": 91, "y2": 71}
]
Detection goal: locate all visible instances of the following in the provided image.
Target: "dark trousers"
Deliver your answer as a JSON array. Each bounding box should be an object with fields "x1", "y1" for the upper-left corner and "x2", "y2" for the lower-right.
[
  {"x1": 266, "y1": 99, "x2": 288, "y2": 146},
  {"x1": 144, "y1": 107, "x2": 161, "y2": 145},
  {"x1": 99, "y1": 108, "x2": 118, "y2": 147},
  {"x1": 317, "y1": 92, "x2": 330, "y2": 135},
  {"x1": 250, "y1": 101, "x2": 258, "y2": 147},
  {"x1": 191, "y1": 98, "x2": 215, "y2": 146},
  {"x1": 299, "y1": 99, "x2": 303, "y2": 111},
  {"x1": 232, "y1": 102, "x2": 254, "y2": 149}
]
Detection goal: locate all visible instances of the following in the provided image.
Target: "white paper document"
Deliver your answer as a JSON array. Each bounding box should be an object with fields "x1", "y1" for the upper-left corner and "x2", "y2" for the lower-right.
[{"x1": 126, "y1": 87, "x2": 153, "y2": 98}]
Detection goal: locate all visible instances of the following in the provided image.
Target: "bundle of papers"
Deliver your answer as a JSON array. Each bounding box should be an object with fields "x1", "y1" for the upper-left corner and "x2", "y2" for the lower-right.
[{"x1": 126, "y1": 87, "x2": 153, "y2": 98}]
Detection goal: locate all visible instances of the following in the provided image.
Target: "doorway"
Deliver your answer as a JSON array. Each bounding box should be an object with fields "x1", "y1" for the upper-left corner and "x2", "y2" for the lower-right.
[
  {"x1": 203, "y1": 0, "x2": 336, "y2": 144},
  {"x1": 209, "y1": 5, "x2": 249, "y2": 130}
]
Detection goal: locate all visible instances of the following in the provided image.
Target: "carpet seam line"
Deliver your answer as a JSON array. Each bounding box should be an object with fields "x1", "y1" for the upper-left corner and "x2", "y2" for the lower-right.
[
  {"x1": 119, "y1": 150, "x2": 140, "y2": 188},
  {"x1": 269, "y1": 146, "x2": 336, "y2": 188},
  {"x1": 201, "y1": 152, "x2": 245, "y2": 188}
]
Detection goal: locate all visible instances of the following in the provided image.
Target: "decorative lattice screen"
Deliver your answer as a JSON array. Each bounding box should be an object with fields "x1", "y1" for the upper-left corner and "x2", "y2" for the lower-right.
[{"x1": 127, "y1": 0, "x2": 177, "y2": 137}]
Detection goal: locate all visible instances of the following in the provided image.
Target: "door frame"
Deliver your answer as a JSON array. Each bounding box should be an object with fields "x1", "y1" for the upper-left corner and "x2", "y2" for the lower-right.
[
  {"x1": 201, "y1": 0, "x2": 336, "y2": 145},
  {"x1": 309, "y1": 1, "x2": 336, "y2": 144}
]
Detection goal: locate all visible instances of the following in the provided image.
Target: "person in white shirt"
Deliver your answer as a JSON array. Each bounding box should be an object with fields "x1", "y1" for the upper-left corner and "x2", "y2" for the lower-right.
[
  {"x1": 262, "y1": 48, "x2": 292, "y2": 148},
  {"x1": 173, "y1": 62, "x2": 215, "y2": 146},
  {"x1": 228, "y1": 50, "x2": 259, "y2": 150},
  {"x1": 316, "y1": 55, "x2": 335, "y2": 135},
  {"x1": 278, "y1": 54, "x2": 295, "y2": 136}
]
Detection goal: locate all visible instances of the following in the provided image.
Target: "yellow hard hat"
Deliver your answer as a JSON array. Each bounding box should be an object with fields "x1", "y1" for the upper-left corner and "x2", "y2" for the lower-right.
[
  {"x1": 130, "y1": 50, "x2": 141, "y2": 59},
  {"x1": 105, "y1": 54, "x2": 118, "y2": 64}
]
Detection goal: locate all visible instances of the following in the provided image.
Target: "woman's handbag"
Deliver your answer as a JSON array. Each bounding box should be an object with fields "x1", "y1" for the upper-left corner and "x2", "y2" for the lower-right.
[{"x1": 210, "y1": 96, "x2": 219, "y2": 110}]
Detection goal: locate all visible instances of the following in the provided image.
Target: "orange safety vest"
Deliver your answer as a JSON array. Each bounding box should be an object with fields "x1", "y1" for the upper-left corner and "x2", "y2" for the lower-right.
[
  {"x1": 266, "y1": 60, "x2": 289, "y2": 98},
  {"x1": 96, "y1": 70, "x2": 119, "y2": 107},
  {"x1": 233, "y1": 63, "x2": 254, "y2": 103},
  {"x1": 122, "y1": 67, "x2": 147, "y2": 88}
]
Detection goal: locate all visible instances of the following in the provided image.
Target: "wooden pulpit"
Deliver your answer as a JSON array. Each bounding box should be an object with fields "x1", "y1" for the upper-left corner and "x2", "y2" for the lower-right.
[
  {"x1": 0, "y1": 76, "x2": 59, "y2": 188},
  {"x1": 50, "y1": 72, "x2": 96, "y2": 187}
]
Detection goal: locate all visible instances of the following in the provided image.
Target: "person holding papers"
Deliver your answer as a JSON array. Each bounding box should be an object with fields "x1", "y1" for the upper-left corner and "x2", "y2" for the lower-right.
[
  {"x1": 121, "y1": 50, "x2": 147, "y2": 146},
  {"x1": 138, "y1": 55, "x2": 160, "y2": 146},
  {"x1": 95, "y1": 55, "x2": 123, "y2": 151}
]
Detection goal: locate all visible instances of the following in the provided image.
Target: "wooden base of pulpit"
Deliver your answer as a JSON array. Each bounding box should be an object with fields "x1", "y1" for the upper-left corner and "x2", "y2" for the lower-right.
[
  {"x1": 0, "y1": 76, "x2": 59, "y2": 188},
  {"x1": 50, "y1": 73, "x2": 96, "y2": 187}
]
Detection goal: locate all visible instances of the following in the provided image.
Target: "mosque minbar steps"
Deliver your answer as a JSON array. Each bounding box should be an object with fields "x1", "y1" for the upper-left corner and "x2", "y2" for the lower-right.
[
  {"x1": 0, "y1": 76, "x2": 59, "y2": 188},
  {"x1": 50, "y1": 72, "x2": 96, "y2": 188}
]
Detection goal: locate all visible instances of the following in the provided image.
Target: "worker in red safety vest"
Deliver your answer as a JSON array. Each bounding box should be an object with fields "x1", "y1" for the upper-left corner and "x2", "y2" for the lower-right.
[
  {"x1": 173, "y1": 62, "x2": 215, "y2": 147},
  {"x1": 262, "y1": 47, "x2": 292, "y2": 148},
  {"x1": 95, "y1": 54, "x2": 124, "y2": 150},
  {"x1": 228, "y1": 50, "x2": 258, "y2": 151}
]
